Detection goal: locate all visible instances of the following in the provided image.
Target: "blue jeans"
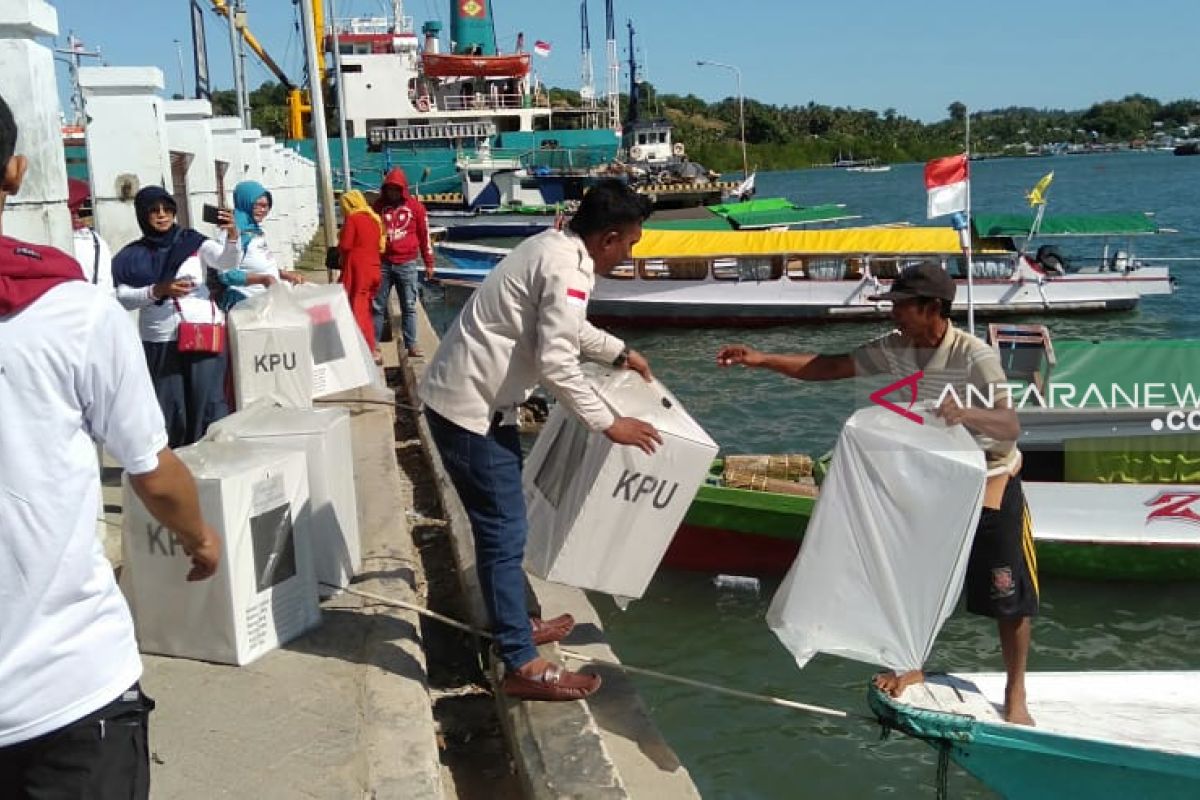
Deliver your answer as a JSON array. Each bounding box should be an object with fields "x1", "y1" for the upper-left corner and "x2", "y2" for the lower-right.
[
  {"x1": 373, "y1": 259, "x2": 420, "y2": 350},
  {"x1": 425, "y1": 408, "x2": 538, "y2": 670}
]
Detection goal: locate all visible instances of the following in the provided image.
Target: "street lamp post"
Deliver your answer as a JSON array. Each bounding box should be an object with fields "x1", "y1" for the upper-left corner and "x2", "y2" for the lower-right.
[{"x1": 696, "y1": 59, "x2": 748, "y2": 180}]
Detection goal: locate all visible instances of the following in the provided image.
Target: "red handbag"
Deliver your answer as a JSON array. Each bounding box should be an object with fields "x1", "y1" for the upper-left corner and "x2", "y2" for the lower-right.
[{"x1": 174, "y1": 298, "x2": 225, "y2": 354}]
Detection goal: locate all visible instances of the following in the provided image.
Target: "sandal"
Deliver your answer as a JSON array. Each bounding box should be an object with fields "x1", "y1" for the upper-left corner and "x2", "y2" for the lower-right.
[{"x1": 502, "y1": 662, "x2": 600, "y2": 702}]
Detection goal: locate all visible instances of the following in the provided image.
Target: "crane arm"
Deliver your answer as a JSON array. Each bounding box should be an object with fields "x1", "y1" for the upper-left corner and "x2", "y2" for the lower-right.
[{"x1": 210, "y1": 0, "x2": 296, "y2": 90}]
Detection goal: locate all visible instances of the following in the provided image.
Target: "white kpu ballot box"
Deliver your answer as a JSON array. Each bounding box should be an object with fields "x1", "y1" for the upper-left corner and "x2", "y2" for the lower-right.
[
  {"x1": 292, "y1": 284, "x2": 374, "y2": 399},
  {"x1": 767, "y1": 406, "x2": 987, "y2": 673},
  {"x1": 228, "y1": 284, "x2": 314, "y2": 409},
  {"x1": 120, "y1": 442, "x2": 321, "y2": 665},
  {"x1": 523, "y1": 370, "x2": 718, "y2": 599},
  {"x1": 207, "y1": 403, "x2": 361, "y2": 596}
]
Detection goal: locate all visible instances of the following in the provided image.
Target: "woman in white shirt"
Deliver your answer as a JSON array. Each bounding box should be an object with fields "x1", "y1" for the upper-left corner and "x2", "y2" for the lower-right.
[
  {"x1": 221, "y1": 180, "x2": 304, "y2": 308},
  {"x1": 113, "y1": 186, "x2": 241, "y2": 447}
]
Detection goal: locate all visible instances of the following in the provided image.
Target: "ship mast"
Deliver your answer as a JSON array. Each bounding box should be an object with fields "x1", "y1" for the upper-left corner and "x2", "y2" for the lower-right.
[
  {"x1": 579, "y1": 1, "x2": 595, "y2": 107},
  {"x1": 604, "y1": 0, "x2": 619, "y2": 130}
]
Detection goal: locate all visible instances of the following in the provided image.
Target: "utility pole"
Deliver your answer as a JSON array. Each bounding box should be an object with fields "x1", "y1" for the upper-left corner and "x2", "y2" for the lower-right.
[
  {"x1": 173, "y1": 39, "x2": 188, "y2": 97},
  {"x1": 328, "y1": 0, "x2": 353, "y2": 190},
  {"x1": 225, "y1": 0, "x2": 250, "y2": 126},
  {"x1": 55, "y1": 32, "x2": 101, "y2": 126},
  {"x1": 604, "y1": 0, "x2": 618, "y2": 131},
  {"x1": 298, "y1": 0, "x2": 340, "y2": 264}
]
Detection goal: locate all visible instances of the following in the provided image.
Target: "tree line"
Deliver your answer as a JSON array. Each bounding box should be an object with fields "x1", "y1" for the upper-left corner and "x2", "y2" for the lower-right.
[{"x1": 208, "y1": 82, "x2": 1200, "y2": 173}]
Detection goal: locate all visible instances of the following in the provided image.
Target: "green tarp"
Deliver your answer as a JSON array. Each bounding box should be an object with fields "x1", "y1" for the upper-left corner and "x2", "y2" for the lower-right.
[
  {"x1": 972, "y1": 213, "x2": 1159, "y2": 238},
  {"x1": 1064, "y1": 435, "x2": 1200, "y2": 484},
  {"x1": 644, "y1": 200, "x2": 857, "y2": 231}
]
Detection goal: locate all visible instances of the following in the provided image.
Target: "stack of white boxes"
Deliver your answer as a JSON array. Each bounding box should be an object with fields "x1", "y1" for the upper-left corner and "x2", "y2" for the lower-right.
[
  {"x1": 121, "y1": 441, "x2": 322, "y2": 665},
  {"x1": 523, "y1": 370, "x2": 718, "y2": 600},
  {"x1": 208, "y1": 404, "x2": 361, "y2": 596}
]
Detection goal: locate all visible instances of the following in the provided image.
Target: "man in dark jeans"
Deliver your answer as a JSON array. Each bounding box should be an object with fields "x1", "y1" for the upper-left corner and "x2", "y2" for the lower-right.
[
  {"x1": 372, "y1": 167, "x2": 434, "y2": 357},
  {"x1": 420, "y1": 180, "x2": 661, "y2": 701},
  {"x1": 0, "y1": 92, "x2": 220, "y2": 796}
]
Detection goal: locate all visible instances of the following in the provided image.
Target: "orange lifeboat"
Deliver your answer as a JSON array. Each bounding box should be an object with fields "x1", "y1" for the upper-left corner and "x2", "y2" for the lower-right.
[{"x1": 422, "y1": 52, "x2": 530, "y2": 78}]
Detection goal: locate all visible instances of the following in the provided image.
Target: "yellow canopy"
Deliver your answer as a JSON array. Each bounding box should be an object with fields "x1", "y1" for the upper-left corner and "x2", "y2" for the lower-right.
[{"x1": 631, "y1": 227, "x2": 964, "y2": 259}]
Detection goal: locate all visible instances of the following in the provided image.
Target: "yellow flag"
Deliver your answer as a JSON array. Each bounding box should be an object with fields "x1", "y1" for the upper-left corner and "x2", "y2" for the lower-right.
[{"x1": 1027, "y1": 171, "x2": 1054, "y2": 207}]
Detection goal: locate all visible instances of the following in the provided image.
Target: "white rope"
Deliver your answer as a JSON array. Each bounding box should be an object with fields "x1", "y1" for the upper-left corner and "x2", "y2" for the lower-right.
[{"x1": 329, "y1": 583, "x2": 864, "y2": 724}]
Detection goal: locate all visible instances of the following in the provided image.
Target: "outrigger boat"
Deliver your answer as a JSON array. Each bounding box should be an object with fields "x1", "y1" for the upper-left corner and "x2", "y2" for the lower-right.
[
  {"x1": 665, "y1": 331, "x2": 1200, "y2": 580},
  {"x1": 869, "y1": 672, "x2": 1200, "y2": 799}
]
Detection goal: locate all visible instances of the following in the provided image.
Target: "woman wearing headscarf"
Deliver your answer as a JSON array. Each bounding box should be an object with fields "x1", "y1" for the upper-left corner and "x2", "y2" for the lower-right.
[
  {"x1": 337, "y1": 190, "x2": 384, "y2": 361},
  {"x1": 220, "y1": 180, "x2": 305, "y2": 308},
  {"x1": 67, "y1": 178, "x2": 113, "y2": 296},
  {"x1": 112, "y1": 186, "x2": 241, "y2": 447}
]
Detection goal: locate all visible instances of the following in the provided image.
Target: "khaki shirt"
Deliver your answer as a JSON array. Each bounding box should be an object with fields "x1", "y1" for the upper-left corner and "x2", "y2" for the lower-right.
[
  {"x1": 852, "y1": 325, "x2": 1020, "y2": 477},
  {"x1": 419, "y1": 228, "x2": 626, "y2": 435}
]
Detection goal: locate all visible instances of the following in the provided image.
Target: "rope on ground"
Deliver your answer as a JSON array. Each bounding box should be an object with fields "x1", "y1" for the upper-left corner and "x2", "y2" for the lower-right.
[{"x1": 328, "y1": 583, "x2": 871, "y2": 725}]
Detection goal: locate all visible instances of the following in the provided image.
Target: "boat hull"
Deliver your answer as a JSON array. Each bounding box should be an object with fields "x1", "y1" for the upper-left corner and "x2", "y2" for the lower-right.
[
  {"x1": 869, "y1": 674, "x2": 1200, "y2": 800},
  {"x1": 670, "y1": 480, "x2": 1200, "y2": 580}
]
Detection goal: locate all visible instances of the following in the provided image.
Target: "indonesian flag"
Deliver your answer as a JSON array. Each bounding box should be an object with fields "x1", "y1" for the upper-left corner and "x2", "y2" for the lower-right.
[
  {"x1": 533, "y1": 40, "x2": 551, "y2": 57},
  {"x1": 924, "y1": 154, "x2": 968, "y2": 219}
]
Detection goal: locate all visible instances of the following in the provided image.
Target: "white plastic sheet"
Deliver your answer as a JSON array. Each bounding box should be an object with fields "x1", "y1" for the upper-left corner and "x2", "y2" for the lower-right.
[
  {"x1": 523, "y1": 370, "x2": 718, "y2": 599},
  {"x1": 291, "y1": 283, "x2": 379, "y2": 398},
  {"x1": 228, "y1": 283, "x2": 314, "y2": 409},
  {"x1": 767, "y1": 406, "x2": 987, "y2": 672},
  {"x1": 207, "y1": 403, "x2": 361, "y2": 596},
  {"x1": 120, "y1": 441, "x2": 321, "y2": 665}
]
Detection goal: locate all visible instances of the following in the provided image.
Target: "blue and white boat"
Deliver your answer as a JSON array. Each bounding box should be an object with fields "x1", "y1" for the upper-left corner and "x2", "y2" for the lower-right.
[{"x1": 869, "y1": 672, "x2": 1200, "y2": 799}]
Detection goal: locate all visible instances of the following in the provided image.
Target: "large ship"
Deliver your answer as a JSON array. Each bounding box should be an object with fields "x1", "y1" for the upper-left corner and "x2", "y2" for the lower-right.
[{"x1": 316, "y1": 0, "x2": 622, "y2": 210}]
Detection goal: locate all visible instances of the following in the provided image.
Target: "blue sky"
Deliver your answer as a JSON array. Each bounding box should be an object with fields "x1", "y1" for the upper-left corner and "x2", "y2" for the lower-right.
[{"x1": 48, "y1": 0, "x2": 1200, "y2": 122}]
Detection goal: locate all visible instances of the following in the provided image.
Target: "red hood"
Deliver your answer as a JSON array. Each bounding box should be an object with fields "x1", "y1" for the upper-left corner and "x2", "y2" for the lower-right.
[
  {"x1": 0, "y1": 236, "x2": 84, "y2": 315},
  {"x1": 380, "y1": 168, "x2": 410, "y2": 202}
]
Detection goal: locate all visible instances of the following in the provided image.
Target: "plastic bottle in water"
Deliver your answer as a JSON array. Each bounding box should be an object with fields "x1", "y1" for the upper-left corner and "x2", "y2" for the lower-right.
[{"x1": 713, "y1": 574, "x2": 761, "y2": 594}]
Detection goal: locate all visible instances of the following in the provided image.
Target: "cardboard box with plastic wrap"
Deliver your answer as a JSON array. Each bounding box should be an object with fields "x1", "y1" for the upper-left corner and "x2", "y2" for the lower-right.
[
  {"x1": 228, "y1": 285, "x2": 314, "y2": 409},
  {"x1": 120, "y1": 442, "x2": 321, "y2": 665},
  {"x1": 523, "y1": 370, "x2": 717, "y2": 600},
  {"x1": 207, "y1": 403, "x2": 361, "y2": 596},
  {"x1": 292, "y1": 284, "x2": 375, "y2": 399}
]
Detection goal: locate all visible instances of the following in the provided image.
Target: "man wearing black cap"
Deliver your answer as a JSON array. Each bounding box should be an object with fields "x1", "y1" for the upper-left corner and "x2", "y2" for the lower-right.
[{"x1": 716, "y1": 261, "x2": 1037, "y2": 725}]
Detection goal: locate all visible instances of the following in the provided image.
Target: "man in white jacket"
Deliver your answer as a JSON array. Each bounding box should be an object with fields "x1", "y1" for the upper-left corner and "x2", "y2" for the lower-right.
[{"x1": 421, "y1": 179, "x2": 660, "y2": 701}]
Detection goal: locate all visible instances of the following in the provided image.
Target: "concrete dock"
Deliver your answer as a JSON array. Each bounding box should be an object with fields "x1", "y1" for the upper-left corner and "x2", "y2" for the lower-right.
[{"x1": 97, "y1": 290, "x2": 700, "y2": 798}]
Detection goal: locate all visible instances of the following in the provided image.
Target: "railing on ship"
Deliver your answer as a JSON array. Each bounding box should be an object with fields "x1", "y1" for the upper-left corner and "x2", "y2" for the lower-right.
[
  {"x1": 436, "y1": 93, "x2": 550, "y2": 112},
  {"x1": 368, "y1": 121, "x2": 498, "y2": 148}
]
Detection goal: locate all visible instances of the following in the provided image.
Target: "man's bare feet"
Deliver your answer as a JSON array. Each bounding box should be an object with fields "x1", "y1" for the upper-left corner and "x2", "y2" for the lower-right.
[
  {"x1": 1004, "y1": 688, "x2": 1035, "y2": 726},
  {"x1": 873, "y1": 669, "x2": 925, "y2": 698}
]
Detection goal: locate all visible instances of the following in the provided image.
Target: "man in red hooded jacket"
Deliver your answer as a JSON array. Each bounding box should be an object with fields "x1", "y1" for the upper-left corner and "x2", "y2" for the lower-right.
[
  {"x1": 372, "y1": 168, "x2": 434, "y2": 357},
  {"x1": 0, "y1": 92, "x2": 220, "y2": 797}
]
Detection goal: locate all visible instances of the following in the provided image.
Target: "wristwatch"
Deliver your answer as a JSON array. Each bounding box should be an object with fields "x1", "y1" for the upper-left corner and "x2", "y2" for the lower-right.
[{"x1": 612, "y1": 346, "x2": 630, "y2": 368}]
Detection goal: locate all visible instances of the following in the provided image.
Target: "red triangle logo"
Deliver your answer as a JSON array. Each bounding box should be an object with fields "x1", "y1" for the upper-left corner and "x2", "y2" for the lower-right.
[{"x1": 869, "y1": 370, "x2": 924, "y2": 424}]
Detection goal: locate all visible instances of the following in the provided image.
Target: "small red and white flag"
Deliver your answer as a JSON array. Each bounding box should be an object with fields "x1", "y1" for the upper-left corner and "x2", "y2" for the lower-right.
[
  {"x1": 566, "y1": 287, "x2": 587, "y2": 307},
  {"x1": 533, "y1": 40, "x2": 551, "y2": 58},
  {"x1": 924, "y1": 154, "x2": 968, "y2": 219}
]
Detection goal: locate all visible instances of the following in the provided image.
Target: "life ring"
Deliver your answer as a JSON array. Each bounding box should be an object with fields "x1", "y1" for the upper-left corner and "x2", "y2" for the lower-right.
[
  {"x1": 672, "y1": 142, "x2": 685, "y2": 157},
  {"x1": 629, "y1": 145, "x2": 644, "y2": 161},
  {"x1": 416, "y1": 96, "x2": 431, "y2": 112}
]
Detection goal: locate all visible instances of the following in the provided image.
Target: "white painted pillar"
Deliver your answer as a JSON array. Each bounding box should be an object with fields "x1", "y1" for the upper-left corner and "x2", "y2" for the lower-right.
[
  {"x1": 301, "y1": 155, "x2": 318, "y2": 242},
  {"x1": 207, "y1": 116, "x2": 241, "y2": 206},
  {"x1": 0, "y1": 0, "x2": 71, "y2": 251},
  {"x1": 237, "y1": 128, "x2": 262, "y2": 185},
  {"x1": 256, "y1": 136, "x2": 292, "y2": 269},
  {"x1": 274, "y1": 144, "x2": 300, "y2": 259},
  {"x1": 80, "y1": 66, "x2": 171, "y2": 254},
  {"x1": 164, "y1": 99, "x2": 220, "y2": 238}
]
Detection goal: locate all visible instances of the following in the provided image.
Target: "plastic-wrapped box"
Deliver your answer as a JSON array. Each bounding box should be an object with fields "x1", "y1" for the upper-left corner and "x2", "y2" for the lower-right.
[
  {"x1": 207, "y1": 403, "x2": 361, "y2": 596},
  {"x1": 523, "y1": 370, "x2": 718, "y2": 599},
  {"x1": 228, "y1": 284, "x2": 314, "y2": 409},
  {"x1": 292, "y1": 284, "x2": 375, "y2": 399},
  {"x1": 767, "y1": 406, "x2": 987, "y2": 672},
  {"x1": 120, "y1": 441, "x2": 321, "y2": 665}
]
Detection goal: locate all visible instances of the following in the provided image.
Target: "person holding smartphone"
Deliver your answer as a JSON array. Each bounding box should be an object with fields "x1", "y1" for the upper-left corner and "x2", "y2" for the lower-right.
[{"x1": 112, "y1": 187, "x2": 241, "y2": 447}]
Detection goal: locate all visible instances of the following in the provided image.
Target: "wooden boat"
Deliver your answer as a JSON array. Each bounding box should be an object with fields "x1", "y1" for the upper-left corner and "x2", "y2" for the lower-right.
[
  {"x1": 586, "y1": 218, "x2": 1174, "y2": 326},
  {"x1": 667, "y1": 333, "x2": 1200, "y2": 581},
  {"x1": 868, "y1": 672, "x2": 1200, "y2": 799}
]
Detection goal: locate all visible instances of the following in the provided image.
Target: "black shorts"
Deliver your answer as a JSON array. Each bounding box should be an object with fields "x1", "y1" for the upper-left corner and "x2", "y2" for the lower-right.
[
  {"x1": 0, "y1": 683, "x2": 154, "y2": 799},
  {"x1": 965, "y1": 475, "x2": 1040, "y2": 619}
]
